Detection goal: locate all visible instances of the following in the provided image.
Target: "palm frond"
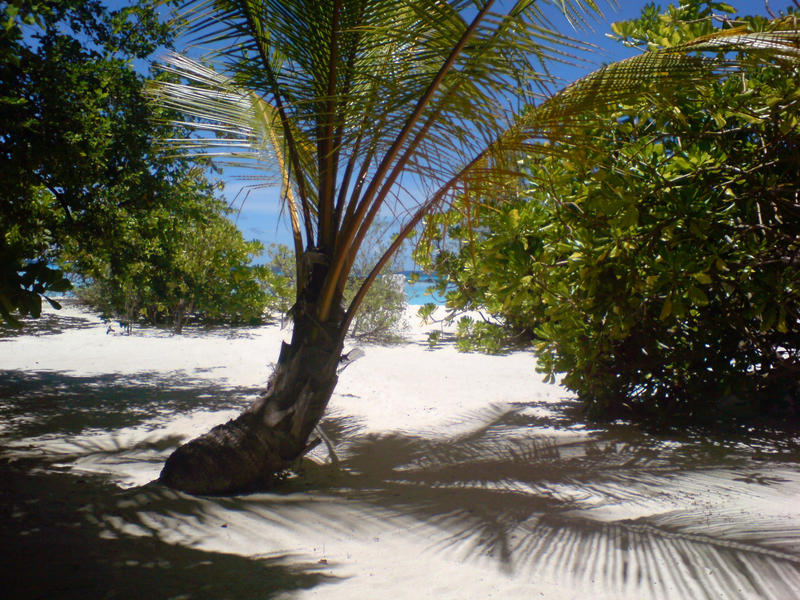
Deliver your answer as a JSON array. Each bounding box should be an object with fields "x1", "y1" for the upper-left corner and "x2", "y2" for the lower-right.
[
  {"x1": 159, "y1": 6, "x2": 602, "y2": 208},
  {"x1": 151, "y1": 53, "x2": 315, "y2": 190},
  {"x1": 149, "y1": 52, "x2": 315, "y2": 275},
  {"x1": 520, "y1": 26, "x2": 800, "y2": 138}
]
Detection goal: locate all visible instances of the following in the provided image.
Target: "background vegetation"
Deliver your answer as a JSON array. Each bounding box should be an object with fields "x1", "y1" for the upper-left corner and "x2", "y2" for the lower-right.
[
  {"x1": 1, "y1": 0, "x2": 271, "y2": 331},
  {"x1": 265, "y1": 233, "x2": 408, "y2": 343},
  {"x1": 420, "y1": 1, "x2": 800, "y2": 429},
  {"x1": 73, "y1": 187, "x2": 273, "y2": 332}
]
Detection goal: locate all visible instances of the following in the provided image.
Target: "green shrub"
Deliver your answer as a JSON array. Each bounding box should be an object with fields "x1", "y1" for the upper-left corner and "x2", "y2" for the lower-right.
[
  {"x1": 344, "y1": 228, "x2": 408, "y2": 342},
  {"x1": 345, "y1": 272, "x2": 407, "y2": 342},
  {"x1": 75, "y1": 190, "x2": 271, "y2": 332},
  {"x1": 421, "y1": 3, "x2": 800, "y2": 429},
  {"x1": 261, "y1": 244, "x2": 297, "y2": 318}
]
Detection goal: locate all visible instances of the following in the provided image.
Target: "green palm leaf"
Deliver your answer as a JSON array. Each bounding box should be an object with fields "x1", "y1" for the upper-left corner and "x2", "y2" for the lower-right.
[
  {"x1": 150, "y1": 52, "x2": 316, "y2": 262},
  {"x1": 520, "y1": 25, "x2": 800, "y2": 137},
  {"x1": 152, "y1": 0, "x2": 609, "y2": 315}
]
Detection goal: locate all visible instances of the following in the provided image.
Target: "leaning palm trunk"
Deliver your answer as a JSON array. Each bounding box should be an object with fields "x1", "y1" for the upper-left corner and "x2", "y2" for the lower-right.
[
  {"x1": 161, "y1": 297, "x2": 346, "y2": 494},
  {"x1": 151, "y1": 0, "x2": 800, "y2": 495}
]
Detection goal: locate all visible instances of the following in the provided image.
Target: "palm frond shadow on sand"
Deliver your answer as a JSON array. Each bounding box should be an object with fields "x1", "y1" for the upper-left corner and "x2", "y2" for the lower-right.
[
  {"x1": 282, "y1": 404, "x2": 800, "y2": 599},
  {"x1": 99, "y1": 402, "x2": 800, "y2": 598},
  {"x1": 8, "y1": 388, "x2": 800, "y2": 599},
  {"x1": 0, "y1": 458, "x2": 341, "y2": 600},
  {"x1": 0, "y1": 309, "x2": 96, "y2": 339}
]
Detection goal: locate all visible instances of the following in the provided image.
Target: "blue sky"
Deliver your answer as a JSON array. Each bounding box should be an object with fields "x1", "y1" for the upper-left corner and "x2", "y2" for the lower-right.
[{"x1": 106, "y1": 0, "x2": 798, "y2": 261}]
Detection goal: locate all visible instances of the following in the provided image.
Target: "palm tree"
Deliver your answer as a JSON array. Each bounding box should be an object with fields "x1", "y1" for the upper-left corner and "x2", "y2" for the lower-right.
[{"x1": 151, "y1": 0, "x2": 800, "y2": 495}]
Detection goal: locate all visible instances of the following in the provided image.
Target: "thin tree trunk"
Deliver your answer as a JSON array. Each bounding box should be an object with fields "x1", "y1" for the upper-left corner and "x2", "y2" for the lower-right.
[{"x1": 159, "y1": 306, "x2": 346, "y2": 495}]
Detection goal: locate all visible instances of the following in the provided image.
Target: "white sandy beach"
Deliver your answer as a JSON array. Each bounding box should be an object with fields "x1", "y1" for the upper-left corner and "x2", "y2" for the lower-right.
[{"x1": 2, "y1": 300, "x2": 800, "y2": 599}]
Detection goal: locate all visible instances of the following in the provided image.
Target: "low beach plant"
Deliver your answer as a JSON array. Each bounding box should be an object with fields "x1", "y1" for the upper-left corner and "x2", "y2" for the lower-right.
[{"x1": 266, "y1": 241, "x2": 408, "y2": 343}]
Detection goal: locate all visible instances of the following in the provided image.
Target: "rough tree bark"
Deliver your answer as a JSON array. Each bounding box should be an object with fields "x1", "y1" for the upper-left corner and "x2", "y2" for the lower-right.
[{"x1": 159, "y1": 258, "x2": 347, "y2": 495}]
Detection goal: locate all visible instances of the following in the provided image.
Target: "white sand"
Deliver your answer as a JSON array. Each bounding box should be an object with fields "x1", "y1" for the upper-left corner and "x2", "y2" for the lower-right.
[{"x1": 2, "y1": 301, "x2": 800, "y2": 600}]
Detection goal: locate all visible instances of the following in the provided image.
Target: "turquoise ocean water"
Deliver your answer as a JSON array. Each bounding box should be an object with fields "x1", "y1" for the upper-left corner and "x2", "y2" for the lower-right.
[{"x1": 402, "y1": 272, "x2": 450, "y2": 306}]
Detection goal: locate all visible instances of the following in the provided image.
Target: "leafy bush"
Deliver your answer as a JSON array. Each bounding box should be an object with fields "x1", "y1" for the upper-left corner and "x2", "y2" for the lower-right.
[
  {"x1": 261, "y1": 244, "x2": 297, "y2": 318},
  {"x1": 343, "y1": 227, "x2": 408, "y2": 342},
  {"x1": 0, "y1": 0, "x2": 173, "y2": 324},
  {"x1": 421, "y1": 2, "x2": 800, "y2": 429},
  {"x1": 345, "y1": 272, "x2": 407, "y2": 342},
  {"x1": 264, "y1": 233, "x2": 408, "y2": 342},
  {"x1": 75, "y1": 185, "x2": 271, "y2": 332}
]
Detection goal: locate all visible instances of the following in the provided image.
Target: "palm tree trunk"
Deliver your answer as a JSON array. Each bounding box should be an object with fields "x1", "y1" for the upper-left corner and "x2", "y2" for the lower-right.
[{"x1": 159, "y1": 305, "x2": 346, "y2": 495}]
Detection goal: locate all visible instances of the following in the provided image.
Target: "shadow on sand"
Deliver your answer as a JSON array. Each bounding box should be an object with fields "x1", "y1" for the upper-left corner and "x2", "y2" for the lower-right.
[
  {"x1": 0, "y1": 310, "x2": 97, "y2": 339},
  {"x1": 0, "y1": 366, "x2": 342, "y2": 598},
  {"x1": 0, "y1": 458, "x2": 340, "y2": 600},
  {"x1": 3, "y1": 369, "x2": 800, "y2": 598},
  {"x1": 289, "y1": 408, "x2": 800, "y2": 597},
  {"x1": 0, "y1": 369, "x2": 262, "y2": 439}
]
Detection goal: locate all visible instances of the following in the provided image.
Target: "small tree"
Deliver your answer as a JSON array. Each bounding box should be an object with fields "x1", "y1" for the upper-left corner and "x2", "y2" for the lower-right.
[
  {"x1": 151, "y1": 0, "x2": 800, "y2": 494},
  {"x1": 343, "y1": 228, "x2": 407, "y2": 343},
  {"x1": 263, "y1": 237, "x2": 409, "y2": 342},
  {"x1": 262, "y1": 244, "x2": 297, "y2": 318},
  {"x1": 74, "y1": 178, "x2": 271, "y2": 332}
]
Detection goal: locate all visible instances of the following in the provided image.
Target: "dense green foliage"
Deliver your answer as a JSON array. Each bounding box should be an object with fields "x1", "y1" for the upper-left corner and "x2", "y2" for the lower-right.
[
  {"x1": 73, "y1": 181, "x2": 272, "y2": 332},
  {"x1": 1, "y1": 0, "x2": 271, "y2": 330},
  {"x1": 421, "y1": 2, "x2": 800, "y2": 428},
  {"x1": 0, "y1": 0, "x2": 170, "y2": 323}
]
